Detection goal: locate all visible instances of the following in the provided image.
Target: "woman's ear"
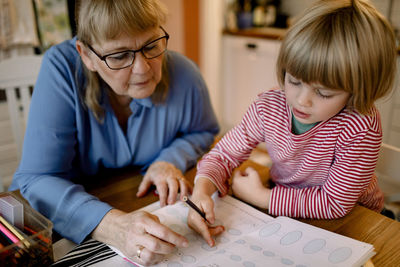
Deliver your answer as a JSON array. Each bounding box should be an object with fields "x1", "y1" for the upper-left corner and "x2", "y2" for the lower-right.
[{"x1": 76, "y1": 40, "x2": 96, "y2": 72}]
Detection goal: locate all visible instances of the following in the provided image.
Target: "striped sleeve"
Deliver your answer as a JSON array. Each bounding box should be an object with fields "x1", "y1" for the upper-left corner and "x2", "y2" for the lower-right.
[
  {"x1": 195, "y1": 95, "x2": 267, "y2": 195},
  {"x1": 269, "y1": 113, "x2": 382, "y2": 219}
]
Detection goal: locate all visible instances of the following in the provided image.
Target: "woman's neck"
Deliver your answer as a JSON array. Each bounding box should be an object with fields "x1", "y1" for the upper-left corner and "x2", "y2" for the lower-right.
[
  {"x1": 112, "y1": 92, "x2": 132, "y2": 107},
  {"x1": 108, "y1": 91, "x2": 132, "y2": 133}
]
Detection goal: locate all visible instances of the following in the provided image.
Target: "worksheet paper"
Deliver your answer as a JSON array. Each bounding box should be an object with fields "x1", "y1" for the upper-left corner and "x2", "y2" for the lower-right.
[{"x1": 110, "y1": 195, "x2": 375, "y2": 267}]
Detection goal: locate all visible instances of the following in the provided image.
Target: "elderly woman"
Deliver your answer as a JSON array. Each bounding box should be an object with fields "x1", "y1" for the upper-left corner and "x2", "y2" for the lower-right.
[{"x1": 9, "y1": 0, "x2": 219, "y2": 265}]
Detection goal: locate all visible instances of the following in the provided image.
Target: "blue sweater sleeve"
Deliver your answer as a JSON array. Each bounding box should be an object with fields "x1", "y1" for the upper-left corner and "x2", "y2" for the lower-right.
[
  {"x1": 10, "y1": 43, "x2": 112, "y2": 243},
  {"x1": 9, "y1": 46, "x2": 219, "y2": 244},
  {"x1": 152, "y1": 52, "x2": 219, "y2": 172}
]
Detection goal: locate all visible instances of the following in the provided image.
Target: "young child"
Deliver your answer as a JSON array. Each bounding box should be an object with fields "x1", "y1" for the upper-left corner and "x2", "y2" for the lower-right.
[{"x1": 188, "y1": 0, "x2": 397, "y2": 247}]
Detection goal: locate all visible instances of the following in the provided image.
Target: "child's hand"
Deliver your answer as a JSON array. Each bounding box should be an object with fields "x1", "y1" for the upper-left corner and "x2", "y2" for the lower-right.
[
  {"x1": 187, "y1": 178, "x2": 224, "y2": 247},
  {"x1": 232, "y1": 167, "x2": 270, "y2": 209},
  {"x1": 187, "y1": 192, "x2": 225, "y2": 247}
]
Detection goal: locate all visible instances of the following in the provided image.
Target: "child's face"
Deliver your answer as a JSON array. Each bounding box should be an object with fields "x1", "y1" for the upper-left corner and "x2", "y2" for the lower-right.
[{"x1": 284, "y1": 73, "x2": 350, "y2": 124}]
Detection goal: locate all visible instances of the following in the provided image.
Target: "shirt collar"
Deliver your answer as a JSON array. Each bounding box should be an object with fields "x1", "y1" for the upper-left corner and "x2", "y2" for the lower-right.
[{"x1": 130, "y1": 97, "x2": 154, "y2": 109}]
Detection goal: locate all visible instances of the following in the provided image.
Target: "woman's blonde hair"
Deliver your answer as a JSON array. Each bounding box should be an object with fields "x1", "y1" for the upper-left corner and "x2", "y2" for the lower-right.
[
  {"x1": 76, "y1": 0, "x2": 169, "y2": 121},
  {"x1": 276, "y1": 0, "x2": 397, "y2": 115}
]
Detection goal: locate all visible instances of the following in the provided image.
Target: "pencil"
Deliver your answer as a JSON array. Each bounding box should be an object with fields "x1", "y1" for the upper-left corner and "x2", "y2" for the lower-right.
[
  {"x1": 0, "y1": 215, "x2": 30, "y2": 248},
  {"x1": 182, "y1": 196, "x2": 210, "y2": 223},
  {"x1": 0, "y1": 221, "x2": 19, "y2": 244}
]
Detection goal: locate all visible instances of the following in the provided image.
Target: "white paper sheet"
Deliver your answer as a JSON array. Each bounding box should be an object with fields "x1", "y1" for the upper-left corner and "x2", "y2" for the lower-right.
[{"x1": 108, "y1": 195, "x2": 374, "y2": 267}]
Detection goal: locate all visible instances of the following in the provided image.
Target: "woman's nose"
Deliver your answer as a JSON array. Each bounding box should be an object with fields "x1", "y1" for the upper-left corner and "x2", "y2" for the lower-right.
[{"x1": 131, "y1": 53, "x2": 150, "y2": 74}]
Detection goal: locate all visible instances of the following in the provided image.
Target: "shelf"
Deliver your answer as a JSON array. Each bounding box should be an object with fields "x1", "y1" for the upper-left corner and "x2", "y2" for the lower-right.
[{"x1": 223, "y1": 27, "x2": 287, "y2": 40}]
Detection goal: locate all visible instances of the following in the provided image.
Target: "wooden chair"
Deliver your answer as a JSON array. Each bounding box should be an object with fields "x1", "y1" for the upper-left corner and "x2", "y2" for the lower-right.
[
  {"x1": 0, "y1": 55, "x2": 43, "y2": 159},
  {"x1": 376, "y1": 143, "x2": 400, "y2": 203}
]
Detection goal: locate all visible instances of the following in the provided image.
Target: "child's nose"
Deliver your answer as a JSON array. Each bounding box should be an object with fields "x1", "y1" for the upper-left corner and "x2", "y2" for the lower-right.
[{"x1": 297, "y1": 88, "x2": 312, "y2": 107}]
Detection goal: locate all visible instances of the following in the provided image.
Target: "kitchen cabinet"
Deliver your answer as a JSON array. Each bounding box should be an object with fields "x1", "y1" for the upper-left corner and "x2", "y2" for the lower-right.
[{"x1": 221, "y1": 34, "x2": 281, "y2": 132}]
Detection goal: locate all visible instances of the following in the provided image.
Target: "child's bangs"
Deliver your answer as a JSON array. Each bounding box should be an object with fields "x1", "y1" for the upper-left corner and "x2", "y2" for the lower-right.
[
  {"x1": 282, "y1": 7, "x2": 360, "y2": 94},
  {"x1": 284, "y1": 30, "x2": 351, "y2": 93}
]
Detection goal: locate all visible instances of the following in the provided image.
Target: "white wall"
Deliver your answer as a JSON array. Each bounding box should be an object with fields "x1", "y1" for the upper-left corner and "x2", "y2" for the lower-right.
[
  {"x1": 199, "y1": 0, "x2": 225, "y2": 125},
  {"x1": 376, "y1": 58, "x2": 400, "y2": 147},
  {"x1": 160, "y1": 0, "x2": 226, "y2": 126},
  {"x1": 160, "y1": 0, "x2": 184, "y2": 54}
]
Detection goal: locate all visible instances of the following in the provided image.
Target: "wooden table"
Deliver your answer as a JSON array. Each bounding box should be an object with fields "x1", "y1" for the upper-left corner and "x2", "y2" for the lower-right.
[{"x1": 84, "y1": 161, "x2": 400, "y2": 267}]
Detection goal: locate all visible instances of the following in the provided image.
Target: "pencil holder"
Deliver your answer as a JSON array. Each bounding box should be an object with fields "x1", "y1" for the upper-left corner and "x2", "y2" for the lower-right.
[{"x1": 0, "y1": 192, "x2": 53, "y2": 266}]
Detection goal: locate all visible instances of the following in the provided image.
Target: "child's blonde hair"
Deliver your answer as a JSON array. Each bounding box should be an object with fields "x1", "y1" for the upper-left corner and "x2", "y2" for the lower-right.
[
  {"x1": 76, "y1": 0, "x2": 169, "y2": 121},
  {"x1": 276, "y1": 0, "x2": 397, "y2": 115}
]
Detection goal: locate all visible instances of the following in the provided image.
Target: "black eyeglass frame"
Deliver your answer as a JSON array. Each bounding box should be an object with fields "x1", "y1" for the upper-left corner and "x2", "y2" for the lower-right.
[{"x1": 87, "y1": 26, "x2": 169, "y2": 70}]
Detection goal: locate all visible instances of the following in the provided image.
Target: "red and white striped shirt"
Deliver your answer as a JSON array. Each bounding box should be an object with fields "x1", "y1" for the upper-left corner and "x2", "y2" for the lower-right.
[{"x1": 196, "y1": 89, "x2": 384, "y2": 219}]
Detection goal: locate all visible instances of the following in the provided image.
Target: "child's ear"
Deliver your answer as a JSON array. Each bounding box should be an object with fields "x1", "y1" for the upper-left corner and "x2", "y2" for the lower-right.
[{"x1": 76, "y1": 40, "x2": 97, "y2": 72}]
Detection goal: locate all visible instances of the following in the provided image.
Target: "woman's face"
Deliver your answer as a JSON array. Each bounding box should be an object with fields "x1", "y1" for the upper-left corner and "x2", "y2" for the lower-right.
[{"x1": 84, "y1": 27, "x2": 164, "y2": 99}]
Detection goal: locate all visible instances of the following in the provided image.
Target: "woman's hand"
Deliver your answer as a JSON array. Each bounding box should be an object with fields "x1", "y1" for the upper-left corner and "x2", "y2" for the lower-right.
[
  {"x1": 92, "y1": 209, "x2": 188, "y2": 266},
  {"x1": 231, "y1": 167, "x2": 271, "y2": 209},
  {"x1": 187, "y1": 178, "x2": 224, "y2": 247},
  {"x1": 137, "y1": 161, "x2": 192, "y2": 206}
]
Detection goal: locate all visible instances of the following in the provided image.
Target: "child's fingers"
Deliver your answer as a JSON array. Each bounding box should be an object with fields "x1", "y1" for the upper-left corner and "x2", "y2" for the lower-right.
[
  {"x1": 201, "y1": 200, "x2": 216, "y2": 224},
  {"x1": 209, "y1": 225, "x2": 225, "y2": 237},
  {"x1": 236, "y1": 167, "x2": 256, "y2": 177},
  {"x1": 245, "y1": 167, "x2": 261, "y2": 182},
  {"x1": 188, "y1": 210, "x2": 215, "y2": 247},
  {"x1": 233, "y1": 170, "x2": 247, "y2": 178},
  {"x1": 245, "y1": 167, "x2": 256, "y2": 174}
]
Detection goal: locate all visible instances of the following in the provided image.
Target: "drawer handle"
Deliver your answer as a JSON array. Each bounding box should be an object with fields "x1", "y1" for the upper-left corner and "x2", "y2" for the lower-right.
[{"x1": 246, "y1": 43, "x2": 258, "y2": 49}]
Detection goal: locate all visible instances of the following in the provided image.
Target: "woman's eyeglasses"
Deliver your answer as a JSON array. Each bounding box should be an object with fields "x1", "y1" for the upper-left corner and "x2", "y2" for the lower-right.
[{"x1": 87, "y1": 27, "x2": 169, "y2": 70}]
